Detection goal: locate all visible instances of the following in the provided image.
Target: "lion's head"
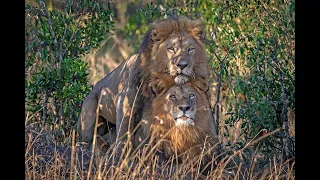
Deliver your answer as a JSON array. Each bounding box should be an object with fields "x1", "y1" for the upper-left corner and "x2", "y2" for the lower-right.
[
  {"x1": 163, "y1": 84, "x2": 198, "y2": 127},
  {"x1": 138, "y1": 16, "x2": 209, "y2": 85},
  {"x1": 138, "y1": 77, "x2": 217, "y2": 158}
]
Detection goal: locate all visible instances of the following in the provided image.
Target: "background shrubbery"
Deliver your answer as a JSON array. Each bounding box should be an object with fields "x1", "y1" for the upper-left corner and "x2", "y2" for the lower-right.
[
  {"x1": 25, "y1": 0, "x2": 295, "y2": 179},
  {"x1": 25, "y1": 0, "x2": 114, "y2": 137}
]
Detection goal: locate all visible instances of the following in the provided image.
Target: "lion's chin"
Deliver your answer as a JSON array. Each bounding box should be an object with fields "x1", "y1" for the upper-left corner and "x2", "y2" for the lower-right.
[
  {"x1": 174, "y1": 75, "x2": 189, "y2": 84},
  {"x1": 175, "y1": 118, "x2": 194, "y2": 126}
]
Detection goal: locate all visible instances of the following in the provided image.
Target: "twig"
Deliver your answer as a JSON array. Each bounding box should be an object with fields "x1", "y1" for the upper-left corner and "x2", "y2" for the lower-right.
[
  {"x1": 25, "y1": 108, "x2": 43, "y2": 126},
  {"x1": 211, "y1": 32, "x2": 258, "y2": 135},
  {"x1": 280, "y1": 68, "x2": 293, "y2": 160},
  {"x1": 223, "y1": 32, "x2": 259, "y2": 63},
  {"x1": 25, "y1": 128, "x2": 44, "y2": 158},
  {"x1": 272, "y1": 42, "x2": 293, "y2": 160},
  {"x1": 39, "y1": 0, "x2": 59, "y2": 59},
  {"x1": 42, "y1": 90, "x2": 48, "y2": 121},
  {"x1": 39, "y1": 0, "x2": 66, "y2": 123},
  {"x1": 250, "y1": 128, "x2": 281, "y2": 146},
  {"x1": 87, "y1": 89, "x2": 104, "y2": 180},
  {"x1": 70, "y1": 129, "x2": 76, "y2": 180},
  {"x1": 59, "y1": 22, "x2": 68, "y2": 63},
  {"x1": 62, "y1": 8, "x2": 86, "y2": 57},
  {"x1": 216, "y1": 128, "x2": 268, "y2": 179}
]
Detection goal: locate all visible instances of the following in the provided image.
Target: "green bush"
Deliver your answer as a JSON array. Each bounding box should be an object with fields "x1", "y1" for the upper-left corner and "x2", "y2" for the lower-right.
[{"x1": 25, "y1": 0, "x2": 115, "y2": 133}]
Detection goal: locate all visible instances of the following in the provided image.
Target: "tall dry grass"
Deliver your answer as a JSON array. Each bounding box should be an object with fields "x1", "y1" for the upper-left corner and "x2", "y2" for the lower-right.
[{"x1": 25, "y1": 116, "x2": 295, "y2": 180}]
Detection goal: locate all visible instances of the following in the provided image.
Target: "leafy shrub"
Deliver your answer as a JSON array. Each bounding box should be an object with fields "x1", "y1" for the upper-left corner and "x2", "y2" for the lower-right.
[{"x1": 25, "y1": 0, "x2": 115, "y2": 134}]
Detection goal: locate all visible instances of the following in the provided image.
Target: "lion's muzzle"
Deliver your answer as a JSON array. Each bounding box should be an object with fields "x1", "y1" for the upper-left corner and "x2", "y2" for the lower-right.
[
  {"x1": 175, "y1": 116, "x2": 194, "y2": 126},
  {"x1": 172, "y1": 55, "x2": 189, "y2": 72}
]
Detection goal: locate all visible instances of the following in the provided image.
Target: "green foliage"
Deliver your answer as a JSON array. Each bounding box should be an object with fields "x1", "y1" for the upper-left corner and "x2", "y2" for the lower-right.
[
  {"x1": 122, "y1": 0, "x2": 295, "y2": 159},
  {"x1": 123, "y1": 1, "x2": 164, "y2": 51},
  {"x1": 25, "y1": 0, "x2": 295, "y2": 161},
  {"x1": 25, "y1": 0, "x2": 115, "y2": 132}
]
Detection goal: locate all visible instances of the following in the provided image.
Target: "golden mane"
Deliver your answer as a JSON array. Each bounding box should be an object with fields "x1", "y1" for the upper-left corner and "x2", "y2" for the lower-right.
[
  {"x1": 136, "y1": 16, "x2": 209, "y2": 97},
  {"x1": 150, "y1": 16, "x2": 204, "y2": 42},
  {"x1": 140, "y1": 78, "x2": 217, "y2": 158}
]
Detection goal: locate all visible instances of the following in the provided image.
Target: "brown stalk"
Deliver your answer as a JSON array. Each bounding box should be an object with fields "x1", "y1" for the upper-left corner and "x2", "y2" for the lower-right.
[{"x1": 87, "y1": 89, "x2": 104, "y2": 180}]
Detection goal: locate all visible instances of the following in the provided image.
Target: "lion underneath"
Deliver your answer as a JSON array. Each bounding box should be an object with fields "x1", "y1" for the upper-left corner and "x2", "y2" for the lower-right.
[
  {"x1": 99, "y1": 77, "x2": 219, "y2": 175},
  {"x1": 134, "y1": 78, "x2": 218, "y2": 161}
]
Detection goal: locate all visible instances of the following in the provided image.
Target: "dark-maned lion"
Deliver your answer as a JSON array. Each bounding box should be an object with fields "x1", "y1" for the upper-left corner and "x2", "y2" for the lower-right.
[
  {"x1": 76, "y1": 16, "x2": 210, "y2": 155},
  {"x1": 134, "y1": 78, "x2": 218, "y2": 162}
]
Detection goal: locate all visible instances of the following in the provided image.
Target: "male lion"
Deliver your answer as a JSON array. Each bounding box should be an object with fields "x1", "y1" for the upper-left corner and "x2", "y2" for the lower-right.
[
  {"x1": 134, "y1": 78, "x2": 218, "y2": 161},
  {"x1": 76, "y1": 16, "x2": 210, "y2": 155}
]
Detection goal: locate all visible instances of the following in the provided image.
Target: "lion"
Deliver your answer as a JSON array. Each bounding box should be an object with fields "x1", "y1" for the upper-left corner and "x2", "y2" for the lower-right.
[
  {"x1": 126, "y1": 77, "x2": 219, "y2": 175},
  {"x1": 76, "y1": 16, "x2": 210, "y2": 155},
  {"x1": 134, "y1": 77, "x2": 218, "y2": 156}
]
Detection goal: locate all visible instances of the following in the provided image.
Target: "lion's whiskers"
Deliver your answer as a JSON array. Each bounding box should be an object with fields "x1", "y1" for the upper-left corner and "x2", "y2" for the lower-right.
[
  {"x1": 194, "y1": 105, "x2": 211, "y2": 113},
  {"x1": 189, "y1": 70, "x2": 195, "y2": 80}
]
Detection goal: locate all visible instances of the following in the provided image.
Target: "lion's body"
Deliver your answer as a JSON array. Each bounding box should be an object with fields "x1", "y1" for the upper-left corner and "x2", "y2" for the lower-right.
[
  {"x1": 77, "y1": 16, "x2": 211, "y2": 154},
  {"x1": 77, "y1": 54, "x2": 139, "y2": 142}
]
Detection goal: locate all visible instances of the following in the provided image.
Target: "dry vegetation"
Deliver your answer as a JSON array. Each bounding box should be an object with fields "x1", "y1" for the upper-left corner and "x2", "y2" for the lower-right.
[{"x1": 25, "y1": 110, "x2": 295, "y2": 180}]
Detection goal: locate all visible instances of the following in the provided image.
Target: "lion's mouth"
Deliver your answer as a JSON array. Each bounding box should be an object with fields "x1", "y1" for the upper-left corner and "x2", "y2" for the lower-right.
[
  {"x1": 176, "y1": 115, "x2": 193, "y2": 121},
  {"x1": 171, "y1": 66, "x2": 192, "y2": 76},
  {"x1": 177, "y1": 69, "x2": 189, "y2": 76},
  {"x1": 175, "y1": 115, "x2": 194, "y2": 126}
]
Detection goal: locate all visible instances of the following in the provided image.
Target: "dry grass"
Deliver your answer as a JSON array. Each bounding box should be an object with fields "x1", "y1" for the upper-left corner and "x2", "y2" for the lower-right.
[
  {"x1": 25, "y1": 123, "x2": 295, "y2": 180},
  {"x1": 25, "y1": 93, "x2": 294, "y2": 180}
]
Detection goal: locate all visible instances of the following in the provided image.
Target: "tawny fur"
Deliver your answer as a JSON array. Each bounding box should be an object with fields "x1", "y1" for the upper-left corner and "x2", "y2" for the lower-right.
[
  {"x1": 136, "y1": 78, "x2": 218, "y2": 160},
  {"x1": 77, "y1": 16, "x2": 210, "y2": 155}
]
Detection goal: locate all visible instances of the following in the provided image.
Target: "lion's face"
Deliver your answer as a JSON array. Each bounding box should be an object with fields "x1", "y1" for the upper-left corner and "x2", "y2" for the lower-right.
[
  {"x1": 164, "y1": 34, "x2": 197, "y2": 84},
  {"x1": 165, "y1": 84, "x2": 197, "y2": 126},
  {"x1": 147, "y1": 17, "x2": 209, "y2": 85},
  {"x1": 141, "y1": 78, "x2": 217, "y2": 158}
]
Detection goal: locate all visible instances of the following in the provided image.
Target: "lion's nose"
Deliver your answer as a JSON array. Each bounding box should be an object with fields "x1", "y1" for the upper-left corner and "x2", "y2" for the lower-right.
[
  {"x1": 178, "y1": 105, "x2": 191, "y2": 113},
  {"x1": 177, "y1": 62, "x2": 188, "y2": 70}
]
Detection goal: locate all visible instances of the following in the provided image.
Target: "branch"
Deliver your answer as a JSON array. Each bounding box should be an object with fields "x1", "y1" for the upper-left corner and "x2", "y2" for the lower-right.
[
  {"x1": 62, "y1": 9, "x2": 87, "y2": 57},
  {"x1": 212, "y1": 31, "x2": 259, "y2": 107},
  {"x1": 210, "y1": 31, "x2": 260, "y2": 151},
  {"x1": 249, "y1": 128, "x2": 281, "y2": 146},
  {"x1": 39, "y1": 1, "x2": 59, "y2": 60},
  {"x1": 279, "y1": 66, "x2": 293, "y2": 159},
  {"x1": 39, "y1": 0, "x2": 66, "y2": 122},
  {"x1": 222, "y1": 32, "x2": 258, "y2": 63},
  {"x1": 59, "y1": 23, "x2": 68, "y2": 62}
]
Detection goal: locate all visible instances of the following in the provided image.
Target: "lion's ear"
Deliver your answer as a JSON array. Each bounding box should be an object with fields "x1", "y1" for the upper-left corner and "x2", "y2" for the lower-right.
[
  {"x1": 149, "y1": 73, "x2": 175, "y2": 95},
  {"x1": 192, "y1": 29, "x2": 206, "y2": 43},
  {"x1": 198, "y1": 79, "x2": 209, "y2": 93},
  {"x1": 188, "y1": 20, "x2": 206, "y2": 42},
  {"x1": 190, "y1": 78, "x2": 209, "y2": 93},
  {"x1": 199, "y1": 30, "x2": 206, "y2": 43},
  {"x1": 149, "y1": 79, "x2": 168, "y2": 95},
  {"x1": 150, "y1": 82, "x2": 164, "y2": 95},
  {"x1": 151, "y1": 28, "x2": 161, "y2": 42}
]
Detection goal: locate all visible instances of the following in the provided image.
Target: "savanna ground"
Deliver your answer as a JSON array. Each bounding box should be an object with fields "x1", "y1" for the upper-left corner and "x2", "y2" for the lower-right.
[{"x1": 25, "y1": 0, "x2": 295, "y2": 179}]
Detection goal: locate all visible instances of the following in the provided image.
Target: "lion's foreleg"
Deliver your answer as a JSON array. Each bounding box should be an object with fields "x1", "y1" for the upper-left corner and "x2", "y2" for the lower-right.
[
  {"x1": 77, "y1": 93, "x2": 98, "y2": 143},
  {"x1": 115, "y1": 90, "x2": 135, "y2": 156}
]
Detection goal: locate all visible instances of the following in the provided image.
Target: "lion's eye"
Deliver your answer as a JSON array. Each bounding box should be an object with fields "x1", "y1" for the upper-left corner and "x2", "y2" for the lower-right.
[
  {"x1": 189, "y1": 94, "x2": 195, "y2": 99},
  {"x1": 188, "y1": 47, "x2": 195, "y2": 53},
  {"x1": 167, "y1": 47, "x2": 175, "y2": 53},
  {"x1": 169, "y1": 95, "x2": 176, "y2": 99}
]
